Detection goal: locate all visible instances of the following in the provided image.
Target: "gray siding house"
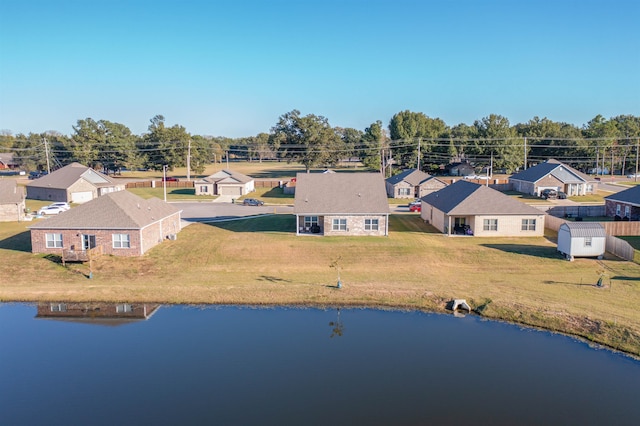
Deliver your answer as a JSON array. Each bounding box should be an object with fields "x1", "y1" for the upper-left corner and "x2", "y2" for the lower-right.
[
  {"x1": 30, "y1": 190, "x2": 182, "y2": 257},
  {"x1": 26, "y1": 162, "x2": 125, "y2": 203},
  {"x1": 385, "y1": 169, "x2": 447, "y2": 199},
  {"x1": 0, "y1": 179, "x2": 26, "y2": 222},
  {"x1": 420, "y1": 180, "x2": 545, "y2": 237},
  {"x1": 509, "y1": 159, "x2": 596, "y2": 197},
  {"x1": 294, "y1": 172, "x2": 389, "y2": 236}
]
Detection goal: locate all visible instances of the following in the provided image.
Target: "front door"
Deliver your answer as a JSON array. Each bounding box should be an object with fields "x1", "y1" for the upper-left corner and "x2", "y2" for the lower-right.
[{"x1": 82, "y1": 234, "x2": 96, "y2": 250}]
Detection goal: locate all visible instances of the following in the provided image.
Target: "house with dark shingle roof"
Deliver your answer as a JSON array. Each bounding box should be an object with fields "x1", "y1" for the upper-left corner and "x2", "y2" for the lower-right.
[
  {"x1": 30, "y1": 190, "x2": 182, "y2": 257},
  {"x1": 604, "y1": 185, "x2": 640, "y2": 220},
  {"x1": 26, "y1": 162, "x2": 125, "y2": 204},
  {"x1": 0, "y1": 153, "x2": 19, "y2": 170},
  {"x1": 0, "y1": 179, "x2": 26, "y2": 222},
  {"x1": 294, "y1": 172, "x2": 389, "y2": 236},
  {"x1": 385, "y1": 169, "x2": 446, "y2": 199},
  {"x1": 420, "y1": 180, "x2": 545, "y2": 236},
  {"x1": 194, "y1": 169, "x2": 255, "y2": 196},
  {"x1": 509, "y1": 159, "x2": 597, "y2": 197}
]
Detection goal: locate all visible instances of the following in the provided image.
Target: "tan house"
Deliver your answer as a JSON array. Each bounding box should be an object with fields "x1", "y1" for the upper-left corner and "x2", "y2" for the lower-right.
[
  {"x1": 194, "y1": 169, "x2": 255, "y2": 197},
  {"x1": 509, "y1": 159, "x2": 596, "y2": 197},
  {"x1": 385, "y1": 169, "x2": 447, "y2": 199},
  {"x1": 26, "y1": 162, "x2": 125, "y2": 203},
  {"x1": 294, "y1": 172, "x2": 389, "y2": 236},
  {"x1": 0, "y1": 179, "x2": 26, "y2": 222},
  {"x1": 30, "y1": 190, "x2": 182, "y2": 257},
  {"x1": 420, "y1": 180, "x2": 545, "y2": 236}
]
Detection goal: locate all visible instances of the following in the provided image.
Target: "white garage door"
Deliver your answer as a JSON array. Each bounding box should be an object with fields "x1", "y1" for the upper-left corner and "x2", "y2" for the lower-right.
[
  {"x1": 71, "y1": 191, "x2": 93, "y2": 203},
  {"x1": 219, "y1": 186, "x2": 242, "y2": 196}
]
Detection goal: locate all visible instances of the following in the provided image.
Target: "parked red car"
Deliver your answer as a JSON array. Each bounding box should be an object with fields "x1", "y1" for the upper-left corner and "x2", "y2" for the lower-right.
[
  {"x1": 162, "y1": 176, "x2": 179, "y2": 182},
  {"x1": 409, "y1": 202, "x2": 421, "y2": 212}
]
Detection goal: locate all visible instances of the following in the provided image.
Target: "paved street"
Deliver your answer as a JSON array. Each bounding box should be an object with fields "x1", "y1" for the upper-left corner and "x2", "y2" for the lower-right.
[{"x1": 172, "y1": 201, "x2": 293, "y2": 222}]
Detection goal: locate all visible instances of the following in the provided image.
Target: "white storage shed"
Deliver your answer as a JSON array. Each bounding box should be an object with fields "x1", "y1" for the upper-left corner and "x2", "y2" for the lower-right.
[{"x1": 557, "y1": 222, "x2": 606, "y2": 261}]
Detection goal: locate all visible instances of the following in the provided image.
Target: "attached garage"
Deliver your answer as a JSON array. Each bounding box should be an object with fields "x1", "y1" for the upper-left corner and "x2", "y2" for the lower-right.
[
  {"x1": 218, "y1": 185, "x2": 243, "y2": 196},
  {"x1": 71, "y1": 191, "x2": 94, "y2": 203}
]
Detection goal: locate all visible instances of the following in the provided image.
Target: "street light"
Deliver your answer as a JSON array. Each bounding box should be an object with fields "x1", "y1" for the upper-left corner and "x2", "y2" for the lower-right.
[{"x1": 163, "y1": 165, "x2": 167, "y2": 202}]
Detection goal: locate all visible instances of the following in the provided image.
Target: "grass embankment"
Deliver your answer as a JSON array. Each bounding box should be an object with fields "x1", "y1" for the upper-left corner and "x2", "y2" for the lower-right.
[{"x1": 1, "y1": 214, "x2": 640, "y2": 356}]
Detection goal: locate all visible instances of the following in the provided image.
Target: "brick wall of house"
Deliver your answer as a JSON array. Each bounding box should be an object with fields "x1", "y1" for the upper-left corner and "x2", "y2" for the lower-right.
[
  {"x1": 606, "y1": 200, "x2": 640, "y2": 221},
  {"x1": 322, "y1": 215, "x2": 387, "y2": 236},
  {"x1": 26, "y1": 186, "x2": 67, "y2": 202},
  {"x1": 535, "y1": 175, "x2": 563, "y2": 194},
  {"x1": 31, "y1": 228, "x2": 143, "y2": 256},
  {"x1": 140, "y1": 212, "x2": 182, "y2": 253},
  {"x1": 388, "y1": 181, "x2": 412, "y2": 198},
  {"x1": 418, "y1": 180, "x2": 447, "y2": 198}
]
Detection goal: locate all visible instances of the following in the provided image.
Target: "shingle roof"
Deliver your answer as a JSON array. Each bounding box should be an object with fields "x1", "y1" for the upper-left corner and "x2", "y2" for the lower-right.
[
  {"x1": 29, "y1": 190, "x2": 180, "y2": 230},
  {"x1": 26, "y1": 162, "x2": 117, "y2": 190},
  {"x1": 294, "y1": 172, "x2": 389, "y2": 215},
  {"x1": 559, "y1": 222, "x2": 606, "y2": 238},
  {"x1": 0, "y1": 152, "x2": 18, "y2": 166},
  {"x1": 386, "y1": 169, "x2": 434, "y2": 186},
  {"x1": 195, "y1": 169, "x2": 253, "y2": 184},
  {"x1": 604, "y1": 185, "x2": 640, "y2": 206},
  {"x1": 0, "y1": 180, "x2": 24, "y2": 203},
  {"x1": 509, "y1": 159, "x2": 594, "y2": 184},
  {"x1": 422, "y1": 180, "x2": 542, "y2": 215}
]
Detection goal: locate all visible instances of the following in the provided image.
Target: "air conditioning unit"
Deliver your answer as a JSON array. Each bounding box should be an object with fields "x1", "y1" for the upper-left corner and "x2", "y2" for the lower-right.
[{"x1": 167, "y1": 234, "x2": 177, "y2": 240}]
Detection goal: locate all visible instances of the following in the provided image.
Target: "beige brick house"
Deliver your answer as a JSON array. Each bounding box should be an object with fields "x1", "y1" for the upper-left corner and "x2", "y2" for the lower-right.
[
  {"x1": 294, "y1": 172, "x2": 389, "y2": 236},
  {"x1": 0, "y1": 179, "x2": 25, "y2": 222},
  {"x1": 509, "y1": 159, "x2": 596, "y2": 197},
  {"x1": 194, "y1": 169, "x2": 254, "y2": 197},
  {"x1": 421, "y1": 180, "x2": 545, "y2": 237},
  {"x1": 385, "y1": 169, "x2": 447, "y2": 199},
  {"x1": 30, "y1": 190, "x2": 181, "y2": 257},
  {"x1": 26, "y1": 162, "x2": 125, "y2": 203}
]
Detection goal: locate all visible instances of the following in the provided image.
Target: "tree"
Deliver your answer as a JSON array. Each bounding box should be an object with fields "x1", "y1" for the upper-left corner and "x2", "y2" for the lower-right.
[
  {"x1": 334, "y1": 127, "x2": 363, "y2": 166},
  {"x1": 361, "y1": 120, "x2": 388, "y2": 172},
  {"x1": 271, "y1": 110, "x2": 343, "y2": 172},
  {"x1": 515, "y1": 117, "x2": 583, "y2": 168},
  {"x1": 141, "y1": 115, "x2": 191, "y2": 170},
  {"x1": 189, "y1": 135, "x2": 214, "y2": 175},
  {"x1": 472, "y1": 114, "x2": 520, "y2": 172},
  {"x1": 388, "y1": 110, "x2": 447, "y2": 169}
]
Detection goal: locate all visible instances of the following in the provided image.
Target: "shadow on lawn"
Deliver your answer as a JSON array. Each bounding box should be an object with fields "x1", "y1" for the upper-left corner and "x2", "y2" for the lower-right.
[
  {"x1": 0, "y1": 230, "x2": 32, "y2": 252},
  {"x1": 481, "y1": 243, "x2": 563, "y2": 260}
]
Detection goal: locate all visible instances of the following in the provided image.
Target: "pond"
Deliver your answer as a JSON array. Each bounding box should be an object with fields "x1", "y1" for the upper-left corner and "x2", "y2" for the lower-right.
[{"x1": 1, "y1": 303, "x2": 639, "y2": 425}]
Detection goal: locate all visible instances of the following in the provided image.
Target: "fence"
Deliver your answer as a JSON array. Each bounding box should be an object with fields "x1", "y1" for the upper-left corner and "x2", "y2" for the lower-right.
[
  {"x1": 255, "y1": 179, "x2": 290, "y2": 188},
  {"x1": 542, "y1": 204, "x2": 606, "y2": 218},
  {"x1": 125, "y1": 180, "x2": 194, "y2": 189}
]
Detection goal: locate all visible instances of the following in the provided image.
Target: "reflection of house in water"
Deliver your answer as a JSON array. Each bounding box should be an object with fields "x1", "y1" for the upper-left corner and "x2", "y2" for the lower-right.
[{"x1": 36, "y1": 302, "x2": 161, "y2": 326}]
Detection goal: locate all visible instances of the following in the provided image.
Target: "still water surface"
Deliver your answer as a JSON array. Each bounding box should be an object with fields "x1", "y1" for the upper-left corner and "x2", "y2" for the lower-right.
[{"x1": 1, "y1": 303, "x2": 639, "y2": 425}]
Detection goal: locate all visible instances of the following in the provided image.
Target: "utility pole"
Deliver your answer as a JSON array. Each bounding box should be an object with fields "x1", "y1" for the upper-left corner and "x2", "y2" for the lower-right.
[
  {"x1": 523, "y1": 137, "x2": 527, "y2": 170},
  {"x1": 226, "y1": 151, "x2": 229, "y2": 168},
  {"x1": 416, "y1": 138, "x2": 421, "y2": 171},
  {"x1": 186, "y1": 139, "x2": 191, "y2": 181},
  {"x1": 163, "y1": 165, "x2": 167, "y2": 202},
  {"x1": 487, "y1": 152, "x2": 493, "y2": 187},
  {"x1": 44, "y1": 137, "x2": 51, "y2": 174},
  {"x1": 635, "y1": 139, "x2": 639, "y2": 182}
]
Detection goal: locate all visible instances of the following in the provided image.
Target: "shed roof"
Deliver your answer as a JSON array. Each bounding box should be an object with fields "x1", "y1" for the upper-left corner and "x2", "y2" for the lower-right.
[
  {"x1": 422, "y1": 180, "x2": 542, "y2": 215},
  {"x1": 29, "y1": 190, "x2": 180, "y2": 230},
  {"x1": 294, "y1": 172, "x2": 389, "y2": 215},
  {"x1": 558, "y1": 222, "x2": 606, "y2": 237}
]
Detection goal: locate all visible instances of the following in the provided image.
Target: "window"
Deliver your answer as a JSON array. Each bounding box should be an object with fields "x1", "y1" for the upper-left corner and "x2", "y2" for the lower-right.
[
  {"x1": 585, "y1": 237, "x2": 592, "y2": 247},
  {"x1": 200, "y1": 186, "x2": 208, "y2": 193},
  {"x1": 112, "y1": 234, "x2": 131, "y2": 249},
  {"x1": 398, "y1": 188, "x2": 411, "y2": 196},
  {"x1": 521, "y1": 219, "x2": 536, "y2": 231},
  {"x1": 483, "y1": 219, "x2": 498, "y2": 231},
  {"x1": 45, "y1": 233, "x2": 63, "y2": 248},
  {"x1": 616, "y1": 204, "x2": 621, "y2": 216},
  {"x1": 50, "y1": 303, "x2": 67, "y2": 312},
  {"x1": 625, "y1": 206, "x2": 631, "y2": 218},
  {"x1": 332, "y1": 218, "x2": 347, "y2": 231},
  {"x1": 365, "y1": 218, "x2": 379, "y2": 231},
  {"x1": 116, "y1": 304, "x2": 133, "y2": 313},
  {"x1": 304, "y1": 216, "x2": 318, "y2": 228}
]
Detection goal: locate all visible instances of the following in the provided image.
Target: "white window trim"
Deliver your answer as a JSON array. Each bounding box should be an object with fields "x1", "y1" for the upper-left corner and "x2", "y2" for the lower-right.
[
  {"x1": 332, "y1": 218, "x2": 347, "y2": 231},
  {"x1": 112, "y1": 233, "x2": 131, "y2": 249},
  {"x1": 365, "y1": 218, "x2": 379, "y2": 231},
  {"x1": 45, "y1": 233, "x2": 63, "y2": 248}
]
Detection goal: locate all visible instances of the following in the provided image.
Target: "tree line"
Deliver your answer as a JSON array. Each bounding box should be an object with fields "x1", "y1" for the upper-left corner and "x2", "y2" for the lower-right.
[{"x1": 1, "y1": 111, "x2": 639, "y2": 176}]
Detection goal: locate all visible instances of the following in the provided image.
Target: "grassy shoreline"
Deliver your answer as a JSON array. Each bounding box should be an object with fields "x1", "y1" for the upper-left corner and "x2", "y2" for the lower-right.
[{"x1": 2, "y1": 213, "x2": 640, "y2": 356}]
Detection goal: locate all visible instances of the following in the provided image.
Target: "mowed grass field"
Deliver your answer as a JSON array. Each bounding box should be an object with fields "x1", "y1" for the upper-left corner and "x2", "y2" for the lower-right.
[{"x1": 1, "y1": 213, "x2": 640, "y2": 355}]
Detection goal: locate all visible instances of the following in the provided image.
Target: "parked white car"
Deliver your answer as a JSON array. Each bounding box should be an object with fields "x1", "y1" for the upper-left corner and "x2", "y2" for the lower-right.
[
  {"x1": 48, "y1": 202, "x2": 71, "y2": 211},
  {"x1": 37, "y1": 206, "x2": 66, "y2": 215}
]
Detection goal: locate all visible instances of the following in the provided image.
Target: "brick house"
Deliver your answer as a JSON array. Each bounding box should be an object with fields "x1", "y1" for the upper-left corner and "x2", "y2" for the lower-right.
[
  {"x1": 0, "y1": 179, "x2": 26, "y2": 222},
  {"x1": 36, "y1": 302, "x2": 161, "y2": 323},
  {"x1": 0, "y1": 153, "x2": 19, "y2": 170},
  {"x1": 420, "y1": 180, "x2": 545, "y2": 237},
  {"x1": 604, "y1": 185, "x2": 640, "y2": 220},
  {"x1": 30, "y1": 190, "x2": 182, "y2": 257},
  {"x1": 26, "y1": 162, "x2": 125, "y2": 203},
  {"x1": 509, "y1": 159, "x2": 596, "y2": 197},
  {"x1": 294, "y1": 172, "x2": 389, "y2": 236},
  {"x1": 385, "y1": 169, "x2": 447, "y2": 199}
]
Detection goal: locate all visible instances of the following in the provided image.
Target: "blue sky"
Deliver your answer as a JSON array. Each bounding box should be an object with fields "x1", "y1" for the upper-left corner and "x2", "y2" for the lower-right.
[{"x1": 1, "y1": 0, "x2": 638, "y2": 138}]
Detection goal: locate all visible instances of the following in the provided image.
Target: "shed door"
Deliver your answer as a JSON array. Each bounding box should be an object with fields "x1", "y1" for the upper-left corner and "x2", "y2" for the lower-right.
[{"x1": 71, "y1": 191, "x2": 93, "y2": 203}]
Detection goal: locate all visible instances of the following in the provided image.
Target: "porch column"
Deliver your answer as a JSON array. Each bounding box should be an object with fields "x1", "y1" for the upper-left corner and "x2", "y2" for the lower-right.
[{"x1": 447, "y1": 215, "x2": 452, "y2": 236}]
